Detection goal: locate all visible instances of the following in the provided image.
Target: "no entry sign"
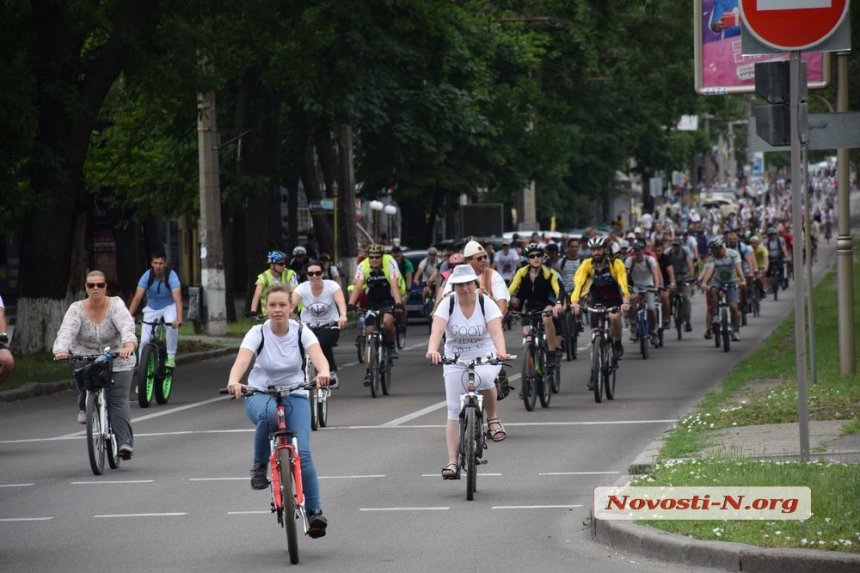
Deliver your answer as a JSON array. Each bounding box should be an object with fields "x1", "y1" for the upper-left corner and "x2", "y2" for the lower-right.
[{"x1": 739, "y1": 0, "x2": 850, "y2": 51}]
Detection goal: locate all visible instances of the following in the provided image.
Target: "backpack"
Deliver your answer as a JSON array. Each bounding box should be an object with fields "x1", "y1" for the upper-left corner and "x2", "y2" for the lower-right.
[
  {"x1": 256, "y1": 322, "x2": 305, "y2": 363},
  {"x1": 147, "y1": 268, "x2": 178, "y2": 291},
  {"x1": 360, "y1": 254, "x2": 407, "y2": 296},
  {"x1": 448, "y1": 292, "x2": 486, "y2": 318}
]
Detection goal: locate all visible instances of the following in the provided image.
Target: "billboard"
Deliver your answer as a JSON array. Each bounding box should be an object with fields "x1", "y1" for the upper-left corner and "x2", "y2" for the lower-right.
[{"x1": 694, "y1": 0, "x2": 830, "y2": 95}]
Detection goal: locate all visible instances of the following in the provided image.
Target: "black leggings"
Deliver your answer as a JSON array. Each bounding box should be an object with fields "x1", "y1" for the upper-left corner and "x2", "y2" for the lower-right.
[{"x1": 310, "y1": 326, "x2": 341, "y2": 373}]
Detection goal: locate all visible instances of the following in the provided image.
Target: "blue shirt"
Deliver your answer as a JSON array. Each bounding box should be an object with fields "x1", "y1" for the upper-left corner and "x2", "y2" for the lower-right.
[{"x1": 138, "y1": 269, "x2": 181, "y2": 310}]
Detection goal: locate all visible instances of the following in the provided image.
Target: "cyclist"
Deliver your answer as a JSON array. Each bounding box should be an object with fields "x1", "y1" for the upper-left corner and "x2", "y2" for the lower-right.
[
  {"x1": 570, "y1": 237, "x2": 631, "y2": 372},
  {"x1": 556, "y1": 236, "x2": 583, "y2": 295},
  {"x1": 289, "y1": 246, "x2": 310, "y2": 283},
  {"x1": 749, "y1": 235, "x2": 770, "y2": 294},
  {"x1": 508, "y1": 243, "x2": 564, "y2": 365},
  {"x1": 318, "y1": 253, "x2": 342, "y2": 289},
  {"x1": 348, "y1": 243, "x2": 404, "y2": 385},
  {"x1": 492, "y1": 240, "x2": 522, "y2": 285},
  {"x1": 128, "y1": 250, "x2": 183, "y2": 369},
  {"x1": 725, "y1": 230, "x2": 758, "y2": 314},
  {"x1": 624, "y1": 242, "x2": 662, "y2": 343},
  {"x1": 0, "y1": 295, "x2": 13, "y2": 385},
  {"x1": 391, "y1": 245, "x2": 414, "y2": 289},
  {"x1": 248, "y1": 251, "x2": 298, "y2": 317},
  {"x1": 225, "y1": 283, "x2": 330, "y2": 539},
  {"x1": 665, "y1": 237, "x2": 695, "y2": 332},
  {"x1": 764, "y1": 226, "x2": 788, "y2": 292},
  {"x1": 652, "y1": 241, "x2": 676, "y2": 331},
  {"x1": 442, "y1": 240, "x2": 510, "y2": 316},
  {"x1": 435, "y1": 252, "x2": 467, "y2": 305},
  {"x1": 698, "y1": 236, "x2": 743, "y2": 342},
  {"x1": 426, "y1": 265, "x2": 510, "y2": 479},
  {"x1": 291, "y1": 260, "x2": 349, "y2": 388},
  {"x1": 414, "y1": 247, "x2": 441, "y2": 301},
  {"x1": 53, "y1": 270, "x2": 137, "y2": 458}
]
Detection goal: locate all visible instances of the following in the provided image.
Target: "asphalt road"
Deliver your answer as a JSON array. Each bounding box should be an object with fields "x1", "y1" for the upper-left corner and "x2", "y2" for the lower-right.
[{"x1": 0, "y1": 244, "x2": 835, "y2": 573}]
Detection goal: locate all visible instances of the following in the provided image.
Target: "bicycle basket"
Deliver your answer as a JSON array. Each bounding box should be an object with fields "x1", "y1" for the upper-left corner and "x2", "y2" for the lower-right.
[{"x1": 74, "y1": 359, "x2": 113, "y2": 391}]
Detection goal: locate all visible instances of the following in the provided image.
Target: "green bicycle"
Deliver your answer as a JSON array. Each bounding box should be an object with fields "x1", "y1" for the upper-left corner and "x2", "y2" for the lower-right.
[{"x1": 137, "y1": 318, "x2": 174, "y2": 407}]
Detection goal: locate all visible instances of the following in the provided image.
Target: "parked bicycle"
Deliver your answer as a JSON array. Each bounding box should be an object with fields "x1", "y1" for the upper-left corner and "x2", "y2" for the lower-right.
[
  {"x1": 584, "y1": 305, "x2": 621, "y2": 403},
  {"x1": 63, "y1": 350, "x2": 123, "y2": 475},
  {"x1": 137, "y1": 318, "x2": 173, "y2": 407},
  {"x1": 709, "y1": 285, "x2": 732, "y2": 353},
  {"x1": 510, "y1": 309, "x2": 557, "y2": 411},
  {"x1": 220, "y1": 384, "x2": 317, "y2": 565},
  {"x1": 358, "y1": 306, "x2": 396, "y2": 398},
  {"x1": 439, "y1": 354, "x2": 514, "y2": 501}
]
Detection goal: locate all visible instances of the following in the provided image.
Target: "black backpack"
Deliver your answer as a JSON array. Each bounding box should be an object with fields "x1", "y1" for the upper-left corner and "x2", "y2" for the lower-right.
[
  {"x1": 448, "y1": 292, "x2": 486, "y2": 318},
  {"x1": 146, "y1": 268, "x2": 178, "y2": 291}
]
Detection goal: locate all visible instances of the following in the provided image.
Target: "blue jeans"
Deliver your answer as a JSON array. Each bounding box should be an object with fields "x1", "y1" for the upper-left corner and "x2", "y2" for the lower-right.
[{"x1": 244, "y1": 392, "x2": 321, "y2": 511}]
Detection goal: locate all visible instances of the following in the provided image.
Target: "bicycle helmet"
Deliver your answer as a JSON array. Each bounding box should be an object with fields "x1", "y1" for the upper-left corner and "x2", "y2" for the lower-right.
[
  {"x1": 587, "y1": 236, "x2": 607, "y2": 249},
  {"x1": 448, "y1": 253, "x2": 466, "y2": 266},
  {"x1": 366, "y1": 243, "x2": 384, "y2": 255},
  {"x1": 708, "y1": 236, "x2": 725, "y2": 249},
  {"x1": 525, "y1": 242, "x2": 543, "y2": 256},
  {"x1": 292, "y1": 246, "x2": 307, "y2": 257},
  {"x1": 766, "y1": 226, "x2": 777, "y2": 235},
  {"x1": 267, "y1": 250, "x2": 287, "y2": 264}
]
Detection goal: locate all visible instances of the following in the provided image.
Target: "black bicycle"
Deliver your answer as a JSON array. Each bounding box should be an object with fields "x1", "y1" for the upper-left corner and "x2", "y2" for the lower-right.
[
  {"x1": 439, "y1": 354, "x2": 514, "y2": 501},
  {"x1": 137, "y1": 318, "x2": 173, "y2": 407},
  {"x1": 360, "y1": 306, "x2": 396, "y2": 398},
  {"x1": 511, "y1": 309, "x2": 556, "y2": 411},
  {"x1": 670, "y1": 279, "x2": 695, "y2": 341},
  {"x1": 709, "y1": 285, "x2": 732, "y2": 353},
  {"x1": 560, "y1": 305, "x2": 579, "y2": 363},
  {"x1": 585, "y1": 305, "x2": 620, "y2": 403}
]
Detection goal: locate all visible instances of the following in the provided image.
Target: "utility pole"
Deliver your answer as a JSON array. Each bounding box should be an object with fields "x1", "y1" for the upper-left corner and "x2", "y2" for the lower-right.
[
  {"x1": 198, "y1": 87, "x2": 227, "y2": 335},
  {"x1": 835, "y1": 51, "x2": 855, "y2": 375}
]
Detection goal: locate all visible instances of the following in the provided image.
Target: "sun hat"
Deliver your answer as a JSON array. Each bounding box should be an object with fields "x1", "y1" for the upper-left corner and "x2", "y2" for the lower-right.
[
  {"x1": 447, "y1": 264, "x2": 480, "y2": 284},
  {"x1": 463, "y1": 240, "x2": 486, "y2": 258}
]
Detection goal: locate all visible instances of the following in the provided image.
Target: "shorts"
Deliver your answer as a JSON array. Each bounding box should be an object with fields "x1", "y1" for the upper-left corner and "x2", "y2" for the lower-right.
[
  {"x1": 365, "y1": 302, "x2": 395, "y2": 327},
  {"x1": 587, "y1": 297, "x2": 623, "y2": 329},
  {"x1": 709, "y1": 283, "x2": 739, "y2": 304}
]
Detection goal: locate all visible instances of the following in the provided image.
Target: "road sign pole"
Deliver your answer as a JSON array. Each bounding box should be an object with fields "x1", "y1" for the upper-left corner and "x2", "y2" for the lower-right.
[{"x1": 790, "y1": 51, "x2": 810, "y2": 461}]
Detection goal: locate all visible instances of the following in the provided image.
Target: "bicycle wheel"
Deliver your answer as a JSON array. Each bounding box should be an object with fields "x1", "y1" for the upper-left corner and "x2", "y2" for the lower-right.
[
  {"x1": 537, "y1": 349, "x2": 552, "y2": 408},
  {"x1": 106, "y1": 416, "x2": 121, "y2": 470},
  {"x1": 356, "y1": 334, "x2": 365, "y2": 364},
  {"x1": 307, "y1": 362, "x2": 318, "y2": 431},
  {"x1": 551, "y1": 361, "x2": 561, "y2": 394},
  {"x1": 591, "y1": 337, "x2": 604, "y2": 403},
  {"x1": 155, "y1": 349, "x2": 172, "y2": 405},
  {"x1": 721, "y1": 308, "x2": 731, "y2": 353},
  {"x1": 772, "y1": 274, "x2": 779, "y2": 301},
  {"x1": 604, "y1": 343, "x2": 617, "y2": 400},
  {"x1": 368, "y1": 338, "x2": 379, "y2": 398},
  {"x1": 520, "y1": 343, "x2": 537, "y2": 411},
  {"x1": 277, "y1": 448, "x2": 300, "y2": 565},
  {"x1": 752, "y1": 293, "x2": 761, "y2": 317},
  {"x1": 379, "y1": 345, "x2": 390, "y2": 396},
  {"x1": 137, "y1": 344, "x2": 156, "y2": 408},
  {"x1": 674, "y1": 298, "x2": 683, "y2": 340},
  {"x1": 639, "y1": 318, "x2": 649, "y2": 360},
  {"x1": 86, "y1": 392, "x2": 105, "y2": 475},
  {"x1": 563, "y1": 312, "x2": 576, "y2": 362},
  {"x1": 464, "y1": 407, "x2": 478, "y2": 501},
  {"x1": 396, "y1": 321, "x2": 406, "y2": 350},
  {"x1": 317, "y1": 390, "x2": 329, "y2": 428}
]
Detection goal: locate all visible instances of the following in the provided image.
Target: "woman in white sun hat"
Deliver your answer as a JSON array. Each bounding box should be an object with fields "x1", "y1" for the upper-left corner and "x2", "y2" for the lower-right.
[{"x1": 426, "y1": 264, "x2": 510, "y2": 480}]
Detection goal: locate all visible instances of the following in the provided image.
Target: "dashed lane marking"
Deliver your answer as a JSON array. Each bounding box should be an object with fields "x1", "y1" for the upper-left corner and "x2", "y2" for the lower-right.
[
  {"x1": 0, "y1": 483, "x2": 34, "y2": 488},
  {"x1": 71, "y1": 480, "x2": 154, "y2": 485},
  {"x1": 538, "y1": 471, "x2": 621, "y2": 476},
  {"x1": 359, "y1": 507, "x2": 449, "y2": 512},
  {"x1": 492, "y1": 505, "x2": 583, "y2": 510},
  {"x1": 0, "y1": 517, "x2": 53, "y2": 522},
  {"x1": 94, "y1": 512, "x2": 187, "y2": 518}
]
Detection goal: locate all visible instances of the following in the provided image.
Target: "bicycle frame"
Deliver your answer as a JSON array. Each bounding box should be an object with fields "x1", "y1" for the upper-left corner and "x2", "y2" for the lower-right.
[
  {"x1": 512, "y1": 309, "x2": 554, "y2": 411},
  {"x1": 361, "y1": 306, "x2": 395, "y2": 398},
  {"x1": 585, "y1": 305, "x2": 620, "y2": 403}
]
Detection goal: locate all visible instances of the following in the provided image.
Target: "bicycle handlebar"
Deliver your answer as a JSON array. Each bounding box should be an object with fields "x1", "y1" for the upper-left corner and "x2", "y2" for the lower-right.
[
  {"x1": 507, "y1": 309, "x2": 554, "y2": 318},
  {"x1": 583, "y1": 305, "x2": 621, "y2": 314},
  {"x1": 438, "y1": 354, "x2": 517, "y2": 368},
  {"x1": 219, "y1": 383, "x2": 317, "y2": 398},
  {"x1": 56, "y1": 350, "x2": 120, "y2": 363}
]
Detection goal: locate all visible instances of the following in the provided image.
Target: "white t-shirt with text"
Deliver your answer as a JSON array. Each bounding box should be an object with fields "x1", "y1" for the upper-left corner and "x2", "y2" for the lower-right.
[{"x1": 433, "y1": 294, "x2": 502, "y2": 359}]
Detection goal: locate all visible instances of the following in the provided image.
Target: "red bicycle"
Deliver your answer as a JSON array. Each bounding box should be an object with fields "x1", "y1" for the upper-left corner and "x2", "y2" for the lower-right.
[{"x1": 220, "y1": 384, "x2": 315, "y2": 565}]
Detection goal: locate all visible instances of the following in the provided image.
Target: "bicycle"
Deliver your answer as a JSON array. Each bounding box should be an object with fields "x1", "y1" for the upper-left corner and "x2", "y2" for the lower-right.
[
  {"x1": 749, "y1": 271, "x2": 764, "y2": 318},
  {"x1": 220, "y1": 384, "x2": 318, "y2": 565},
  {"x1": 64, "y1": 350, "x2": 123, "y2": 475},
  {"x1": 359, "y1": 306, "x2": 396, "y2": 398},
  {"x1": 585, "y1": 305, "x2": 621, "y2": 403},
  {"x1": 560, "y1": 305, "x2": 579, "y2": 363},
  {"x1": 709, "y1": 285, "x2": 732, "y2": 353},
  {"x1": 630, "y1": 288, "x2": 658, "y2": 359},
  {"x1": 355, "y1": 312, "x2": 366, "y2": 364},
  {"x1": 394, "y1": 307, "x2": 407, "y2": 350},
  {"x1": 305, "y1": 323, "x2": 337, "y2": 431},
  {"x1": 511, "y1": 309, "x2": 556, "y2": 411},
  {"x1": 768, "y1": 260, "x2": 785, "y2": 301},
  {"x1": 670, "y1": 279, "x2": 694, "y2": 341},
  {"x1": 439, "y1": 354, "x2": 514, "y2": 501},
  {"x1": 137, "y1": 318, "x2": 173, "y2": 407}
]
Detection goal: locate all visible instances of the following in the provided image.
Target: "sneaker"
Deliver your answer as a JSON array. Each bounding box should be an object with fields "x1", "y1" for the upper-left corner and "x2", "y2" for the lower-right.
[
  {"x1": 118, "y1": 444, "x2": 134, "y2": 460},
  {"x1": 662, "y1": 320, "x2": 670, "y2": 329},
  {"x1": 586, "y1": 372, "x2": 595, "y2": 391},
  {"x1": 165, "y1": 357, "x2": 176, "y2": 368},
  {"x1": 731, "y1": 331, "x2": 740, "y2": 342},
  {"x1": 363, "y1": 371, "x2": 372, "y2": 387},
  {"x1": 388, "y1": 345, "x2": 399, "y2": 359},
  {"x1": 613, "y1": 341, "x2": 624, "y2": 359},
  {"x1": 548, "y1": 350, "x2": 561, "y2": 367},
  {"x1": 250, "y1": 463, "x2": 268, "y2": 490},
  {"x1": 77, "y1": 411, "x2": 87, "y2": 424},
  {"x1": 685, "y1": 322, "x2": 693, "y2": 333},
  {"x1": 704, "y1": 330, "x2": 713, "y2": 340},
  {"x1": 307, "y1": 509, "x2": 328, "y2": 539},
  {"x1": 629, "y1": 330, "x2": 638, "y2": 342},
  {"x1": 328, "y1": 372, "x2": 339, "y2": 389}
]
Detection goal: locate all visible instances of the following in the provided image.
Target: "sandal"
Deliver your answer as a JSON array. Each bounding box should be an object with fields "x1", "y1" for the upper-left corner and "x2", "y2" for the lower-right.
[
  {"x1": 487, "y1": 418, "x2": 506, "y2": 442},
  {"x1": 441, "y1": 462, "x2": 460, "y2": 480}
]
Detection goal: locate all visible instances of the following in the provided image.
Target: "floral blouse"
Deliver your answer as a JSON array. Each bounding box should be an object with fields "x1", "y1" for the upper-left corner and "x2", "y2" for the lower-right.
[{"x1": 53, "y1": 297, "x2": 138, "y2": 371}]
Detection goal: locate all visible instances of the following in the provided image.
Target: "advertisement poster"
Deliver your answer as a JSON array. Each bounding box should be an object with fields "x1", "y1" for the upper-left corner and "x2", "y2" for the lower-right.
[{"x1": 694, "y1": 0, "x2": 829, "y2": 95}]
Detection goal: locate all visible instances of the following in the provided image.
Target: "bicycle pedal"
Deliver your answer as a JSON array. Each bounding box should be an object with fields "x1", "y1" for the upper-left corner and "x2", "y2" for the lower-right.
[{"x1": 479, "y1": 459, "x2": 488, "y2": 465}]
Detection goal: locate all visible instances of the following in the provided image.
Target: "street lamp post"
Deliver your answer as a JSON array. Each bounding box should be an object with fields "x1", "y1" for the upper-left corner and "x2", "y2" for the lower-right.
[
  {"x1": 384, "y1": 204, "x2": 397, "y2": 244},
  {"x1": 369, "y1": 200, "x2": 384, "y2": 241}
]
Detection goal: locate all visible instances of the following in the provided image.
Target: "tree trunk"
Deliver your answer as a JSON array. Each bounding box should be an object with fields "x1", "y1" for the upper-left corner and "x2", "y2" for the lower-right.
[{"x1": 337, "y1": 122, "x2": 357, "y2": 278}]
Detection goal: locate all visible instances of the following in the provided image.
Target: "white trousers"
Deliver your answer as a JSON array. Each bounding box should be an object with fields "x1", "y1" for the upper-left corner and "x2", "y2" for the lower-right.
[{"x1": 141, "y1": 305, "x2": 179, "y2": 358}]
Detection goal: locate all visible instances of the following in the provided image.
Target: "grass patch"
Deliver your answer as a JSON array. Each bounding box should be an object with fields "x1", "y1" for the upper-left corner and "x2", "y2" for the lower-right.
[
  {"x1": 632, "y1": 457, "x2": 860, "y2": 552},
  {"x1": 638, "y1": 238, "x2": 860, "y2": 551}
]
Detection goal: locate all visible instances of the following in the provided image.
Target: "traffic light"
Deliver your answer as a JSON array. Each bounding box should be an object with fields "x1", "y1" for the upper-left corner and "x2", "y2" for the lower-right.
[{"x1": 754, "y1": 61, "x2": 808, "y2": 147}]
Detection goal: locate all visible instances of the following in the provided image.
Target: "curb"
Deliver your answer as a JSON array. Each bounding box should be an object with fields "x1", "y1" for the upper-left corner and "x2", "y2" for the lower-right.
[{"x1": 0, "y1": 345, "x2": 239, "y2": 403}]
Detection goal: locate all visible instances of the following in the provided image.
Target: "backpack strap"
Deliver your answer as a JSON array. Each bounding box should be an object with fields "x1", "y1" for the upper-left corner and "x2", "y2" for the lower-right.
[
  {"x1": 148, "y1": 268, "x2": 175, "y2": 290},
  {"x1": 448, "y1": 293, "x2": 485, "y2": 317},
  {"x1": 255, "y1": 322, "x2": 305, "y2": 362}
]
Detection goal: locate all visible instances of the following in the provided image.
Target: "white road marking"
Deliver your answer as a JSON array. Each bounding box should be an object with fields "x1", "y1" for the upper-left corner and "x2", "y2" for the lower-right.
[
  {"x1": 0, "y1": 483, "x2": 34, "y2": 488},
  {"x1": 228, "y1": 511, "x2": 270, "y2": 515},
  {"x1": 94, "y1": 512, "x2": 187, "y2": 518},
  {"x1": 359, "y1": 507, "x2": 449, "y2": 512},
  {"x1": 319, "y1": 474, "x2": 386, "y2": 479},
  {"x1": 0, "y1": 517, "x2": 53, "y2": 522},
  {"x1": 189, "y1": 477, "x2": 248, "y2": 482},
  {"x1": 421, "y1": 472, "x2": 502, "y2": 477},
  {"x1": 492, "y1": 505, "x2": 583, "y2": 510},
  {"x1": 71, "y1": 480, "x2": 154, "y2": 485},
  {"x1": 538, "y1": 471, "x2": 620, "y2": 476}
]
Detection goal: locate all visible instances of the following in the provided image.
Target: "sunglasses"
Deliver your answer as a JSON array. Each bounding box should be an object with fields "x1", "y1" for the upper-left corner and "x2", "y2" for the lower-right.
[
  {"x1": 273, "y1": 262, "x2": 286, "y2": 266},
  {"x1": 86, "y1": 282, "x2": 106, "y2": 289},
  {"x1": 306, "y1": 270, "x2": 323, "y2": 277},
  {"x1": 368, "y1": 255, "x2": 381, "y2": 260},
  {"x1": 527, "y1": 253, "x2": 543, "y2": 259},
  {"x1": 472, "y1": 255, "x2": 487, "y2": 261}
]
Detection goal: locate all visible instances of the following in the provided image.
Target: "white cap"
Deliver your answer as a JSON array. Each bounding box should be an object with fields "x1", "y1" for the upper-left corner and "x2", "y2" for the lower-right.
[
  {"x1": 463, "y1": 240, "x2": 486, "y2": 258},
  {"x1": 447, "y1": 265, "x2": 480, "y2": 284}
]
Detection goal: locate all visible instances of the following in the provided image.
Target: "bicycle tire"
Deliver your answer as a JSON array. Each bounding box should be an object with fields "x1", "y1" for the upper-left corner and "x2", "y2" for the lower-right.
[
  {"x1": 356, "y1": 334, "x2": 365, "y2": 364},
  {"x1": 379, "y1": 346, "x2": 390, "y2": 396},
  {"x1": 537, "y1": 349, "x2": 552, "y2": 408},
  {"x1": 106, "y1": 429, "x2": 121, "y2": 470},
  {"x1": 591, "y1": 337, "x2": 603, "y2": 403},
  {"x1": 752, "y1": 294, "x2": 760, "y2": 318},
  {"x1": 773, "y1": 273, "x2": 779, "y2": 301},
  {"x1": 464, "y1": 407, "x2": 477, "y2": 501},
  {"x1": 604, "y1": 343, "x2": 616, "y2": 400},
  {"x1": 639, "y1": 318, "x2": 649, "y2": 360},
  {"x1": 551, "y1": 361, "x2": 561, "y2": 394},
  {"x1": 317, "y1": 391, "x2": 329, "y2": 428},
  {"x1": 563, "y1": 312, "x2": 576, "y2": 362},
  {"x1": 86, "y1": 392, "x2": 105, "y2": 475},
  {"x1": 137, "y1": 344, "x2": 156, "y2": 408},
  {"x1": 721, "y1": 308, "x2": 731, "y2": 352},
  {"x1": 674, "y1": 297, "x2": 683, "y2": 340},
  {"x1": 368, "y1": 338, "x2": 379, "y2": 398},
  {"x1": 396, "y1": 321, "x2": 406, "y2": 350},
  {"x1": 521, "y1": 343, "x2": 537, "y2": 411},
  {"x1": 307, "y1": 361, "x2": 318, "y2": 431},
  {"x1": 155, "y1": 348, "x2": 172, "y2": 405},
  {"x1": 278, "y1": 448, "x2": 300, "y2": 565}
]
